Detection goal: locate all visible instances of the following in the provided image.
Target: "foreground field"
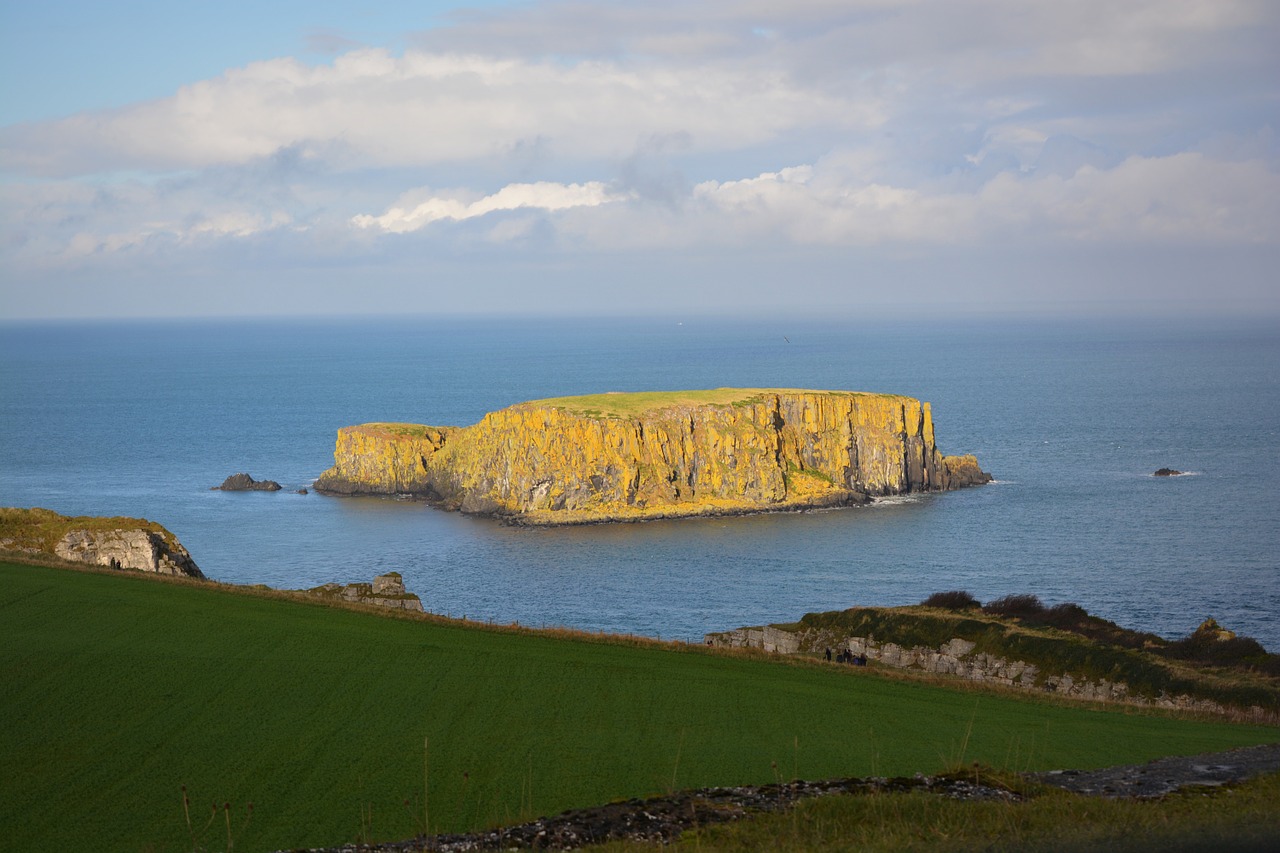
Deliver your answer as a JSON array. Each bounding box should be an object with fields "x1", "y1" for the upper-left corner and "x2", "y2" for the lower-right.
[
  {"x1": 2, "y1": 560, "x2": 1276, "y2": 852},
  {"x1": 593, "y1": 773, "x2": 1280, "y2": 853}
]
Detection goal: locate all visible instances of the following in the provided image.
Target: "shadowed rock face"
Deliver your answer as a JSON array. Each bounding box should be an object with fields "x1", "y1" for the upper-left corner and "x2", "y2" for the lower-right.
[
  {"x1": 314, "y1": 389, "x2": 991, "y2": 524},
  {"x1": 216, "y1": 473, "x2": 282, "y2": 491},
  {"x1": 54, "y1": 528, "x2": 204, "y2": 578}
]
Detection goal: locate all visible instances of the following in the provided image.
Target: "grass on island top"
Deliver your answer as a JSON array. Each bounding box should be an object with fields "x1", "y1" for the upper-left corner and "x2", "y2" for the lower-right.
[
  {"x1": 358, "y1": 422, "x2": 441, "y2": 439},
  {"x1": 355, "y1": 390, "x2": 904, "y2": 430},
  {"x1": 2, "y1": 560, "x2": 1277, "y2": 853},
  {"x1": 530, "y1": 388, "x2": 890, "y2": 419}
]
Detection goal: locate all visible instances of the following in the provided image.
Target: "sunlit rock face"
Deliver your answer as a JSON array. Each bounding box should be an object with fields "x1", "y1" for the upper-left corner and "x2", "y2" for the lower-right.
[
  {"x1": 314, "y1": 389, "x2": 991, "y2": 524},
  {"x1": 53, "y1": 528, "x2": 204, "y2": 577}
]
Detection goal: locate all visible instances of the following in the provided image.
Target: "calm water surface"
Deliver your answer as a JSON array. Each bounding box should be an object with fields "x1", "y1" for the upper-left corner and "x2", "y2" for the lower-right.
[{"x1": 1, "y1": 316, "x2": 1277, "y2": 647}]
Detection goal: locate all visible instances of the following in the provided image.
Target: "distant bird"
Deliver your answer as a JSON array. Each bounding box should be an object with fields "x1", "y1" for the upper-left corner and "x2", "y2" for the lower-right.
[{"x1": 784, "y1": 336, "x2": 790, "y2": 343}]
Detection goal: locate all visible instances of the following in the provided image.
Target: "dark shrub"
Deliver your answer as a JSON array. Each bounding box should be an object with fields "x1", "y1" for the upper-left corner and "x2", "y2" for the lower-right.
[
  {"x1": 1039, "y1": 602, "x2": 1090, "y2": 628},
  {"x1": 1163, "y1": 634, "x2": 1270, "y2": 666},
  {"x1": 921, "y1": 590, "x2": 982, "y2": 611},
  {"x1": 983, "y1": 594, "x2": 1045, "y2": 618}
]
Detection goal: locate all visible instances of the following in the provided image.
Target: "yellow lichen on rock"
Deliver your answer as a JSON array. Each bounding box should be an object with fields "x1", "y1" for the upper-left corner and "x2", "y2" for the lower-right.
[
  {"x1": 313, "y1": 389, "x2": 991, "y2": 523},
  {"x1": 314, "y1": 423, "x2": 456, "y2": 496}
]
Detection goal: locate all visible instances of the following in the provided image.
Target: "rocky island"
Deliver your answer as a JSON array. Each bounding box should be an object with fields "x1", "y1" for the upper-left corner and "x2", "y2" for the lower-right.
[
  {"x1": 215, "y1": 472, "x2": 282, "y2": 491},
  {"x1": 314, "y1": 388, "x2": 991, "y2": 524}
]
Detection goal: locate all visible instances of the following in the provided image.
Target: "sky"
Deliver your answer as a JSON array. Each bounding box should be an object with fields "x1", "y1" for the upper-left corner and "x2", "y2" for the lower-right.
[{"x1": 1, "y1": 0, "x2": 1277, "y2": 320}]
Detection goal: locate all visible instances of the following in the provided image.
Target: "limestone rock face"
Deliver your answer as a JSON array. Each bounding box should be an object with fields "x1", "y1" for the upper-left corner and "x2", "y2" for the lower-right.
[
  {"x1": 53, "y1": 528, "x2": 204, "y2": 578},
  {"x1": 2, "y1": 507, "x2": 204, "y2": 578},
  {"x1": 314, "y1": 389, "x2": 991, "y2": 524},
  {"x1": 306, "y1": 572, "x2": 424, "y2": 612}
]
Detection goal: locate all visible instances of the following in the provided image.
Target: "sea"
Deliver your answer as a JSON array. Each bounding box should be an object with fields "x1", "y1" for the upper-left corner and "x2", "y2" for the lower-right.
[{"x1": 1, "y1": 315, "x2": 1277, "y2": 649}]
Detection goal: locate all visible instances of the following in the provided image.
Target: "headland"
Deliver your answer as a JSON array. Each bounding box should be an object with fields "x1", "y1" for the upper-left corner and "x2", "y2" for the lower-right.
[{"x1": 0, "y1": 506, "x2": 204, "y2": 578}]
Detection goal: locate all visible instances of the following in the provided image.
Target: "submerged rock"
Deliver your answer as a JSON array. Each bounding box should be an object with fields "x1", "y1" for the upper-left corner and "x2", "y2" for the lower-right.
[
  {"x1": 1153, "y1": 468, "x2": 1184, "y2": 477},
  {"x1": 215, "y1": 473, "x2": 282, "y2": 491}
]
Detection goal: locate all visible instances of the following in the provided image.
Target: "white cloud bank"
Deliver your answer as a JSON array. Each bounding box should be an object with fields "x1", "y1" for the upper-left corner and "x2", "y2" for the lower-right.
[
  {"x1": 338, "y1": 151, "x2": 1279, "y2": 249},
  {"x1": 352, "y1": 181, "x2": 623, "y2": 233},
  {"x1": 0, "y1": 49, "x2": 866, "y2": 177}
]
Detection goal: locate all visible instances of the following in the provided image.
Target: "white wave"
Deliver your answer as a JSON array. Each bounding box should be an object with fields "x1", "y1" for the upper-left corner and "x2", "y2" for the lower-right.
[{"x1": 869, "y1": 494, "x2": 925, "y2": 507}]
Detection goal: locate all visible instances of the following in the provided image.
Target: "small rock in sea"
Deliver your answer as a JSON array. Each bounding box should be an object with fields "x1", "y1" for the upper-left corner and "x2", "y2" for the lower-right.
[
  {"x1": 215, "y1": 472, "x2": 282, "y2": 491},
  {"x1": 1153, "y1": 468, "x2": 1184, "y2": 477},
  {"x1": 296, "y1": 488, "x2": 309, "y2": 495}
]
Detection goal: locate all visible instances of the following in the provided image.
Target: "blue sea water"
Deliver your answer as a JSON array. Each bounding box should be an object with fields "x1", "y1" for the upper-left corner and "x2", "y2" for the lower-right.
[{"x1": 1, "y1": 316, "x2": 1277, "y2": 648}]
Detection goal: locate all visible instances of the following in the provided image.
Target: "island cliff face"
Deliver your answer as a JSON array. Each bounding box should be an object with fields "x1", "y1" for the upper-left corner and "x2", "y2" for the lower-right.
[{"x1": 314, "y1": 389, "x2": 991, "y2": 524}]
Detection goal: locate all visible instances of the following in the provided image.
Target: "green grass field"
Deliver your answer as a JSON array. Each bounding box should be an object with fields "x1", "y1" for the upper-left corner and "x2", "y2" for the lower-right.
[{"x1": 2, "y1": 560, "x2": 1276, "y2": 853}]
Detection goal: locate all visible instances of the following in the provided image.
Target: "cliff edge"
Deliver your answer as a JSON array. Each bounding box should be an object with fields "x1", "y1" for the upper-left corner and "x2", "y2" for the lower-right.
[
  {"x1": 314, "y1": 388, "x2": 990, "y2": 524},
  {"x1": 705, "y1": 603, "x2": 1279, "y2": 719},
  {"x1": 0, "y1": 507, "x2": 204, "y2": 578}
]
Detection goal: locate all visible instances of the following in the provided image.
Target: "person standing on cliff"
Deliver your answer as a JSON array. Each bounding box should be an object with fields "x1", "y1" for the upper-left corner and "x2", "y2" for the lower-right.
[{"x1": 825, "y1": 647, "x2": 832, "y2": 662}]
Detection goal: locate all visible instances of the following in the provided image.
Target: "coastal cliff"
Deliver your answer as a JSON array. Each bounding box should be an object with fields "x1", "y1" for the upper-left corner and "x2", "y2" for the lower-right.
[
  {"x1": 314, "y1": 388, "x2": 991, "y2": 524},
  {"x1": 705, "y1": 605, "x2": 1279, "y2": 719},
  {"x1": 0, "y1": 507, "x2": 204, "y2": 578}
]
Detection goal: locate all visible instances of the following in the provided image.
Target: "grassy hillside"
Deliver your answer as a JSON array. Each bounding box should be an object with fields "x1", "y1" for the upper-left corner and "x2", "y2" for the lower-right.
[{"x1": 2, "y1": 561, "x2": 1276, "y2": 853}]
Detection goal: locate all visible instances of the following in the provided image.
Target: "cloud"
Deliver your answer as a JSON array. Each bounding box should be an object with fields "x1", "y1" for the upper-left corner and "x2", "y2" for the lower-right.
[
  {"x1": 424, "y1": 0, "x2": 1274, "y2": 81},
  {"x1": 0, "y1": 172, "x2": 302, "y2": 267},
  {"x1": 2, "y1": 0, "x2": 1277, "y2": 318},
  {"x1": 352, "y1": 181, "x2": 624, "y2": 233},
  {"x1": 7, "y1": 147, "x2": 1275, "y2": 272},
  {"x1": 0, "y1": 47, "x2": 870, "y2": 178},
  {"x1": 543, "y1": 151, "x2": 1280, "y2": 250}
]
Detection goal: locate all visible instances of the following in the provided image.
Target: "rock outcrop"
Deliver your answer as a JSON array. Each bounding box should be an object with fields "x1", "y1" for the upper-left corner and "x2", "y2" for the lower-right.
[
  {"x1": 314, "y1": 388, "x2": 990, "y2": 524},
  {"x1": 706, "y1": 608, "x2": 1276, "y2": 719},
  {"x1": 215, "y1": 473, "x2": 282, "y2": 491},
  {"x1": 54, "y1": 529, "x2": 203, "y2": 577},
  {"x1": 0, "y1": 507, "x2": 203, "y2": 578},
  {"x1": 305, "y1": 572, "x2": 424, "y2": 612},
  {"x1": 1154, "y1": 468, "x2": 1184, "y2": 477}
]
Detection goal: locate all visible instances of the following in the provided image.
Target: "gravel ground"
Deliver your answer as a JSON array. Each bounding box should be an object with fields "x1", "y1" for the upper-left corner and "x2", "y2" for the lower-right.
[{"x1": 279, "y1": 743, "x2": 1280, "y2": 853}]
